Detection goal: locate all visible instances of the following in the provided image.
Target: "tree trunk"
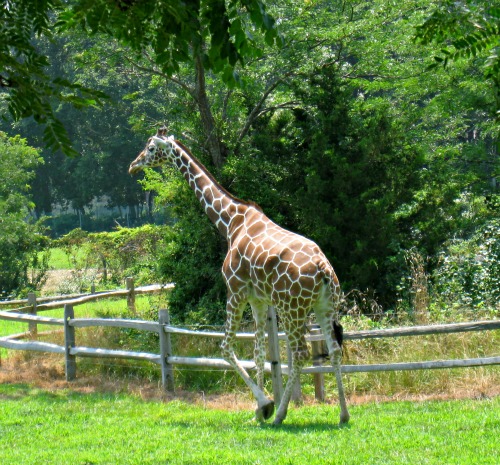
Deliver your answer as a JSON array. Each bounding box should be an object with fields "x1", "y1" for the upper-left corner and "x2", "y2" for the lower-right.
[{"x1": 194, "y1": 54, "x2": 227, "y2": 171}]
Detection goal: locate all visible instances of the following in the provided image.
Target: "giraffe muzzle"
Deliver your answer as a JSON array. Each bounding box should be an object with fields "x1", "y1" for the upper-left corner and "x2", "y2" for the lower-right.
[
  {"x1": 128, "y1": 155, "x2": 145, "y2": 174},
  {"x1": 129, "y1": 163, "x2": 141, "y2": 175}
]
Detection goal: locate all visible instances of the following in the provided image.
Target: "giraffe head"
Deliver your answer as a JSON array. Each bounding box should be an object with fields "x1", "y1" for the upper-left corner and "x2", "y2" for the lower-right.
[{"x1": 129, "y1": 127, "x2": 176, "y2": 174}]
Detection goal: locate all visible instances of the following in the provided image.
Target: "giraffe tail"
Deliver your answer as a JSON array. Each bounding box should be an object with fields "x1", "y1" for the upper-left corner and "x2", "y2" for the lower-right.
[{"x1": 333, "y1": 320, "x2": 344, "y2": 349}]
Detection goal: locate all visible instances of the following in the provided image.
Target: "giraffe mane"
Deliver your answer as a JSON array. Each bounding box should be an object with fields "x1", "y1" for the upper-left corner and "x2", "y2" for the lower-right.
[{"x1": 173, "y1": 139, "x2": 263, "y2": 212}]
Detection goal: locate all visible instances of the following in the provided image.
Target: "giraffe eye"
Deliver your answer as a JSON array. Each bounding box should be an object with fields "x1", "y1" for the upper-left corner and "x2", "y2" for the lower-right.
[{"x1": 148, "y1": 146, "x2": 155, "y2": 152}]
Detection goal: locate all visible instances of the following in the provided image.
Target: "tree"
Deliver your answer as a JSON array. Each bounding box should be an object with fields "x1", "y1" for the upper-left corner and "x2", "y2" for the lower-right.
[
  {"x1": 126, "y1": 0, "x2": 498, "y2": 314},
  {"x1": 0, "y1": 133, "x2": 49, "y2": 298},
  {"x1": 1, "y1": 0, "x2": 279, "y2": 156}
]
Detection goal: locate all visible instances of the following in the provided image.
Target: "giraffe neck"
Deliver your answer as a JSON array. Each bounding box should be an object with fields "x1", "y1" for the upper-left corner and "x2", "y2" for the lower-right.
[{"x1": 170, "y1": 141, "x2": 242, "y2": 238}]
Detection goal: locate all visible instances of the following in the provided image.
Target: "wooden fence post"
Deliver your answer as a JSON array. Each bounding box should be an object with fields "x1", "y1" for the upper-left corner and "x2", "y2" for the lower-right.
[
  {"x1": 310, "y1": 326, "x2": 326, "y2": 402},
  {"x1": 267, "y1": 306, "x2": 283, "y2": 407},
  {"x1": 64, "y1": 304, "x2": 76, "y2": 381},
  {"x1": 27, "y1": 292, "x2": 37, "y2": 339},
  {"x1": 159, "y1": 309, "x2": 175, "y2": 392},
  {"x1": 126, "y1": 277, "x2": 136, "y2": 314}
]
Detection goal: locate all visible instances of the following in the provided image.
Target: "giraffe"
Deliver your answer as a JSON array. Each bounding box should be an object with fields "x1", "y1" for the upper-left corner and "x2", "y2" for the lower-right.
[{"x1": 129, "y1": 128, "x2": 350, "y2": 425}]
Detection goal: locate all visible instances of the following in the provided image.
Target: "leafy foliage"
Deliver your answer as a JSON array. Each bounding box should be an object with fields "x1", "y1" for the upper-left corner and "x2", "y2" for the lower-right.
[
  {"x1": 1, "y1": 0, "x2": 279, "y2": 156},
  {"x1": 0, "y1": 0, "x2": 107, "y2": 155},
  {"x1": 55, "y1": 225, "x2": 168, "y2": 290},
  {"x1": 141, "y1": 168, "x2": 227, "y2": 324},
  {"x1": 416, "y1": 1, "x2": 500, "y2": 118},
  {"x1": 58, "y1": 0, "x2": 280, "y2": 86},
  {"x1": 0, "y1": 133, "x2": 49, "y2": 298},
  {"x1": 1, "y1": 0, "x2": 499, "y2": 317}
]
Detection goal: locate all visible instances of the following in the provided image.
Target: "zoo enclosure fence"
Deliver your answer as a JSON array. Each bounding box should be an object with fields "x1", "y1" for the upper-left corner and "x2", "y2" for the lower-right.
[{"x1": 0, "y1": 281, "x2": 499, "y2": 405}]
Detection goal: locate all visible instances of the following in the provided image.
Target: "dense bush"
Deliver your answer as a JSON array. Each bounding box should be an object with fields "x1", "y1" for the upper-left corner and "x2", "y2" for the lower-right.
[{"x1": 0, "y1": 133, "x2": 50, "y2": 299}]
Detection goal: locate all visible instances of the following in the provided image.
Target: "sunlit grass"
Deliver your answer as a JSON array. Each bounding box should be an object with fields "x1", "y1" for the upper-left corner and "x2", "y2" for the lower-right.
[
  {"x1": 43, "y1": 246, "x2": 87, "y2": 270},
  {"x1": 0, "y1": 383, "x2": 498, "y2": 465}
]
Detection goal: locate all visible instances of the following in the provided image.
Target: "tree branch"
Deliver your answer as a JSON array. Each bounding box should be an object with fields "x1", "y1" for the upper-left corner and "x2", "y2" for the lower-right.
[
  {"x1": 237, "y1": 74, "x2": 292, "y2": 145},
  {"x1": 123, "y1": 52, "x2": 197, "y2": 100}
]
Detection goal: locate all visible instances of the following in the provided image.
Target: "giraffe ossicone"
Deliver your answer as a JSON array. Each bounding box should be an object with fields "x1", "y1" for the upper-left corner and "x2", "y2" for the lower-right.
[{"x1": 129, "y1": 129, "x2": 350, "y2": 425}]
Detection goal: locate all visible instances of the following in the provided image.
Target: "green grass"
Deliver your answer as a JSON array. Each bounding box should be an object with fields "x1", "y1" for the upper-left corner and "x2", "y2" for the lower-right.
[
  {"x1": 44, "y1": 247, "x2": 72, "y2": 269},
  {"x1": 0, "y1": 383, "x2": 498, "y2": 465},
  {"x1": 43, "y1": 246, "x2": 91, "y2": 270}
]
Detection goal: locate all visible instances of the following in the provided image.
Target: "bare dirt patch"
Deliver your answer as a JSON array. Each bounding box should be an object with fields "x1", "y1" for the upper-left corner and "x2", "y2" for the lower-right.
[{"x1": 42, "y1": 269, "x2": 73, "y2": 295}]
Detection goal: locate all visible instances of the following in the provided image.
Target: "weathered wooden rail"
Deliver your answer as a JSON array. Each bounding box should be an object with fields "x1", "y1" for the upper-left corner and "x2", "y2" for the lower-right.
[{"x1": 1, "y1": 285, "x2": 499, "y2": 402}]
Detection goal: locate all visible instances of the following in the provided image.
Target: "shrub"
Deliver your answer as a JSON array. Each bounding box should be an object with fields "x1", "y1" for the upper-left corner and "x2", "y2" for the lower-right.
[
  {"x1": 55, "y1": 225, "x2": 169, "y2": 291},
  {"x1": 432, "y1": 218, "x2": 500, "y2": 309},
  {"x1": 0, "y1": 133, "x2": 50, "y2": 299}
]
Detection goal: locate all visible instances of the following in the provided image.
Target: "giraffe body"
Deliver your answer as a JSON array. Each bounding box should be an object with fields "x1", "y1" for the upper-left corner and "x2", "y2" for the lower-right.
[{"x1": 129, "y1": 129, "x2": 350, "y2": 425}]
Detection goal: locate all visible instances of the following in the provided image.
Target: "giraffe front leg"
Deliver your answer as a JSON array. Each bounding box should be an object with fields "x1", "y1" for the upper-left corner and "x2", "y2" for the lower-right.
[{"x1": 221, "y1": 298, "x2": 274, "y2": 421}]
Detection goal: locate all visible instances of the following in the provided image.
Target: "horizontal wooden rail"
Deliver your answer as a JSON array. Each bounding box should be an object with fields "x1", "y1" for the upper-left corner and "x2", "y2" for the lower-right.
[
  {"x1": 0, "y1": 310, "x2": 64, "y2": 325},
  {"x1": 309, "y1": 320, "x2": 500, "y2": 341},
  {"x1": 168, "y1": 355, "x2": 268, "y2": 372},
  {"x1": 0, "y1": 292, "x2": 95, "y2": 307},
  {"x1": 37, "y1": 284, "x2": 170, "y2": 311},
  {"x1": 1, "y1": 305, "x2": 34, "y2": 314},
  {"x1": 168, "y1": 355, "x2": 500, "y2": 375},
  {"x1": 69, "y1": 346, "x2": 161, "y2": 364},
  {"x1": 69, "y1": 318, "x2": 159, "y2": 332},
  {"x1": 299, "y1": 356, "x2": 500, "y2": 374},
  {"x1": 164, "y1": 326, "x2": 257, "y2": 339},
  {"x1": 0, "y1": 338, "x2": 65, "y2": 354},
  {"x1": 165, "y1": 320, "x2": 500, "y2": 342},
  {"x1": 0, "y1": 284, "x2": 171, "y2": 311}
]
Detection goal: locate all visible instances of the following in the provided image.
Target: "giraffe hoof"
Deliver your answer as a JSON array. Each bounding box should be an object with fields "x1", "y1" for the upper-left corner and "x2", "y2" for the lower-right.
[
  {"x1": 272, "y1": 417, "x2": 284, "y2": 426},
  {"x1": 255, "y1": 399, "x2": 275, "y2": 421},
  {"x1": 340, "y1": 412, "x2": 350, "y2": 425}
]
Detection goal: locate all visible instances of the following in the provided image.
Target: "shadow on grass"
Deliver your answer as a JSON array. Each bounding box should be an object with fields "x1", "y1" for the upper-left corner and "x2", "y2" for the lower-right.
[{"x1": 257, "y1": 419, "x2": 352, "y2": 433}]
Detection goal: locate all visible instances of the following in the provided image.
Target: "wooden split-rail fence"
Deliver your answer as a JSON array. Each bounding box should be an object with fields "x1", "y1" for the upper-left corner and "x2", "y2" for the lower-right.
[{"x1": 1, "y1": 281, "x2": 499, "y2": 405}]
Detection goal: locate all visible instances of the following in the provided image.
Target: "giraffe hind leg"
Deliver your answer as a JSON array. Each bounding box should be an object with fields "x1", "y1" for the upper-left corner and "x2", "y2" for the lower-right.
[
  {"x1": 314, "y1": 300, "x2": 350, "y2": 424},
  {"x1": 315, "y1": 310, "x2": 350, "y2": 425},
  {"x1": 250, "y1": 301, "x2": 267, "y2": 391}
]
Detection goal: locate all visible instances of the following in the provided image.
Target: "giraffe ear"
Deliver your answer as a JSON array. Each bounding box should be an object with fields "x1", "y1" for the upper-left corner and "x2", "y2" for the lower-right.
[{"x1": 167, "y1": 135, "x2": 175, "y2": 141}]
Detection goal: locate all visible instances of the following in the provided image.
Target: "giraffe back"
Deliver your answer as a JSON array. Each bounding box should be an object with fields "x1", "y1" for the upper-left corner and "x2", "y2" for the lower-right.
[{"x1": 224, "y1": 205, "x2": 341, "y2": 316}]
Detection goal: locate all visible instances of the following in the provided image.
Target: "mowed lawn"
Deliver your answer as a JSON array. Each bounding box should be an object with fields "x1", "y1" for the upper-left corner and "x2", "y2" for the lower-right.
[{"x1": 0, "y1": 383, "x2": 498, "y2": 465}]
